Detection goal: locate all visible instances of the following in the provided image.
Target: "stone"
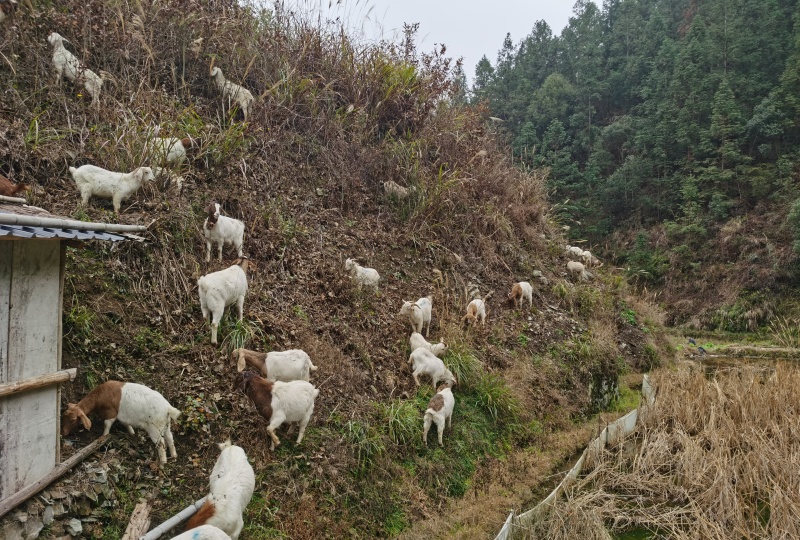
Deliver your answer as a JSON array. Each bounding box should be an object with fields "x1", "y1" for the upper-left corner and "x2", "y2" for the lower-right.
[
  {"x1": 49, "y1": 490, "x2": 66, "y2": 500},
  {"x1": 23, "y1": 516, "x2": 43, "y2": 540},
  {"x1": 52, "y1": 503, "x2": 67, "y2": 517},
  {"x1": 65, "y1": 518, "x2": 82, "y2": 536},
  {"x1": 75, "y1": 497, "x2": 92, "y2": 517},
  {"x1": 1, "y1": 521, "x2": 25, "y2": 540},
  {"x1": 42, "y1": 506, "x2": 54, "y2": 526}
]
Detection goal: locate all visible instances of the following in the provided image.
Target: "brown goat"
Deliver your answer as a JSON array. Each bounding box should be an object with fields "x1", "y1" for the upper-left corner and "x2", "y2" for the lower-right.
[{"x1": 0, "y1": 174, "x2": 29, "y2": 197}]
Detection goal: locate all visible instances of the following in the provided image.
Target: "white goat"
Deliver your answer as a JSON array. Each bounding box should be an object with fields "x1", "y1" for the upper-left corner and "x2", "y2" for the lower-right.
[
  {"x1": 150, "y1": 137, "x2": 191, "y2": 167},
  {"x1": 408, "y1": 347, "x2": 456, "y2": 389},
  {"x1": 69, "y1": 164, "x2": 155, "y2": 213},
  {"x1": 233, "y1": 348, "x2": 318, "y2": 382},
  {"x1": 383, "y1": 180, "x2": 415, "y2": 199},
  {"x1": 185, "y1": 441, "x2": 255, "y2": 540},
  {"x1": 423, "y1": 384, "x2": 455, "y2": 447},
  {"x1": 409, "y1": 332, "x2": 447, "y2": 357},
  {"x1": 61, "y1": 381, "x2": 180, "y2": 464},
  {"x1": 508, "y1": 281, "x2": 533, "y2": 309},
  {"x1": 567, "y1": 260, "x2": 591, "y2": 281},
  {"x1": 565, "y1": 245, "x2": 585, "y2": 259},
  {"x1": 399, "y1": 296, "x2": 433, "y2": 336},
  {"x1": 169, "y1": 525, "x2": 231, "y2": 540},
  {"x1": 239, "y1": 371, "x2": 319, "y2": 451},
  {"x1": 344, "y1": 258, "x2": 380, "y2": 290},
  {"x1": 47, "y1": 32, "x2": 102, "y2": 107},
  {"x1": 198, "y1": 258, "x2": 251, "y2": 345},
  {"x1": 203, "y1": 203, "x2": 245, "y2": 262},
  {"x1": 581, "y1": 249, "x2": 603, "y2": 268},
  {"x1": 210, "y1": 67, "x2": 255, "y2": 121}
]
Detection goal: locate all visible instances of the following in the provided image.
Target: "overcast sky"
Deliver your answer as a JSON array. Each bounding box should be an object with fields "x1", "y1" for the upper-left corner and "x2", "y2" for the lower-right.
[{"x1": 276, "y1": 1, "x2": 597, "y2": 84}]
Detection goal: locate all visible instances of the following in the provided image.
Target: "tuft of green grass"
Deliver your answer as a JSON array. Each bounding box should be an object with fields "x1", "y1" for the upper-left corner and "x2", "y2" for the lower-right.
[
  {"x1": 471, "y1": 373, "x2": 522, "y2": 427},
  {"x1": 220, "y1": 318, "x2": 264, "y2": 355},
  {"x1": 344, "y1": 420, "x2": 386, "y2": 476},
  {"x1": 376, "y1": 398, "x2": 420, "y2": 447},
  {"x1": 443, "y1": 343, "x2": 483, "y2": 389}
]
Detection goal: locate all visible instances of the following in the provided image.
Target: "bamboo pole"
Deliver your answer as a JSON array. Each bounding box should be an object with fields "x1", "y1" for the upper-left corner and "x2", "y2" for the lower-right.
[
  {"x1": 0, "y1": 435, "x2": 110, "y2": 519},
  {"x1": 0, "y1": 368, "x2": 77, "y2": 398},
  {"x1": 0, "y1": 213, "x2": 150, "y2": 233},
  {"x1": 0, "y1": 195, "x2": 27, "y2": 204},
  {"x1": 140, "y1": 497, "x2": 208, "y2": 540}
]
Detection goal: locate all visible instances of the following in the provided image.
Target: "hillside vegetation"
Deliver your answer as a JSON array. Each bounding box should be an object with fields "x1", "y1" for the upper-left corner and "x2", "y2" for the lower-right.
[
  {"x1": 0, "y1": 1, "x2": 669, "y2": 537},
  {"x1": 474, "y1": 0, "x2": 800, "y2": 330}
]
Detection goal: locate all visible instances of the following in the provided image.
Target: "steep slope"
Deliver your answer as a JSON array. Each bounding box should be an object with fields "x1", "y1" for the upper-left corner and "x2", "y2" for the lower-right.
[{"x1": 0, "y1": 1, "x2": 670, "y2": 537}]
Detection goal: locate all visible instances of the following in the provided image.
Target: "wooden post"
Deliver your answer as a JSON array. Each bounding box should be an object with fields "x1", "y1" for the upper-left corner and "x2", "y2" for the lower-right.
[
  {"x1": 0, "y1": 434, "x2": 109, "y2": 519},
  {"x1": 122, "y1": 500, "x2": 152, "y2": 540},
  {"x1": 0, "y1": 368, "x2": 77, "y2": 398}
]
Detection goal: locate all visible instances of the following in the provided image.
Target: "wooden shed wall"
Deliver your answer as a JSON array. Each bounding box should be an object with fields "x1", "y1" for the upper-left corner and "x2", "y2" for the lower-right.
[{"x1": 0, "y1": 240, "x2": 63, "y2": 500}]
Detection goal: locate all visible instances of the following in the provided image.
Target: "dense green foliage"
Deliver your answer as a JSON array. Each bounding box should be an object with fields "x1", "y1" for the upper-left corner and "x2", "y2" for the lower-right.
[{"x1": 474, "y1": 0, "x2": 800, "y2": 258}]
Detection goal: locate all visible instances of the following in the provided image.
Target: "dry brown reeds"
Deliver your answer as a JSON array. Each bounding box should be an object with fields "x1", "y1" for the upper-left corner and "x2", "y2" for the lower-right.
[{"x1": 519, "y1": 364, "x2": 800, "y2": 539}]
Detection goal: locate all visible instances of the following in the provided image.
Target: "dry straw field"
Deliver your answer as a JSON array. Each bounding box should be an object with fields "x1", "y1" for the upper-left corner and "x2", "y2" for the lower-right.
[{"x1": 522, "y1": 364, "x2": 800, "y2": 539}]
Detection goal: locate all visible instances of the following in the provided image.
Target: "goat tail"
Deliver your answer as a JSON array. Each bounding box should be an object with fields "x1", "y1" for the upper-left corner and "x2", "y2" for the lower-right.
[
  {"x1": 313, "y1": 389, "x2": 320, "y2": 398},
  {"x1": 309, "y1": 362, "x2": 318, "y2": 371},
  {"x1": 68, "y1": 166, "x2": 77, "y2": 174},
  {"x1": 168, "y1": 406, "x2": 181, "y2": 420}
]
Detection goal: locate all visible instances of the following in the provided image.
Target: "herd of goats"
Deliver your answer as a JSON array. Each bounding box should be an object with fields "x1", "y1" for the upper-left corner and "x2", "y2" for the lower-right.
[{"x1": 0, "y1": 12, "x2": 604, "y2": 537}]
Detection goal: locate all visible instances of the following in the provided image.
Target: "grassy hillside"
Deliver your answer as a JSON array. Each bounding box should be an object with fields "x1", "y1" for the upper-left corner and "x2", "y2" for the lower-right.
[{"x1": 1, "y1": 1, "x2": 671, "y2": 537}]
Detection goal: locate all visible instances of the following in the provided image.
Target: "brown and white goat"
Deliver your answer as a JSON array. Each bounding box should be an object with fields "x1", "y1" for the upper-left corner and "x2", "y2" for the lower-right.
[
  {"x1": 462, "y1": 290, "x2": 493, "y2": 326},
  {"x1": 203, "y1": 202, "x2": 245, "y2": 262},
  {"x1": 0, "y1": 174, "x2": 29, "y2": 197},
  {"x1": 61, "y1": 381, "x2": 180, "y2": 463},
  {"x1": 232, "y1": 347, "x2": 317, "y2": 382},
  {"x1": 423, "y1": 382, "x2": 455, "y2": 446},
  {"x1": 508, "y1": 281, "x2": 533, "y2": 310},
  {"x1": 238, "y1": 371, "x2": 318, "y2": 450}
]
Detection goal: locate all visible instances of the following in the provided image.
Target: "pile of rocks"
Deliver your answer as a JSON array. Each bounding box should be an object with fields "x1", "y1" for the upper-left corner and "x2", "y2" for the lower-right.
[{"x1": 0, "y1": 454, "x2": 121, "y2": 539}]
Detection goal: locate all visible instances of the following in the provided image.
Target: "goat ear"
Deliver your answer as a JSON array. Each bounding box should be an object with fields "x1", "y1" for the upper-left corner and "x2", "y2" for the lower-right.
[{"x1": 77, "y1": 408, "x2": 92, "y2": 430}]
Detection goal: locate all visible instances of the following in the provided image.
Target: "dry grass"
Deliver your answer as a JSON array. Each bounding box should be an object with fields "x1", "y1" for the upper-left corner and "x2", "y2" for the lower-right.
[{"x1": 520, "y1": 364, "x2": 800, "y2": 539}]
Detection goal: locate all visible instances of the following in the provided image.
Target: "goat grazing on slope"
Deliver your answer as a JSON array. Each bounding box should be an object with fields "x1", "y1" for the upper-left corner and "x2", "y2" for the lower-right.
[
  {"x1": 203, "y1": 202, "x2": 245, "y2": 262},
  {"x1": 69, "y1": 164, "x2": 155, "y2": 213},
  {"x1": 198, "y1": 257, "x2": 251, "y2": 345},
  {"x1": 185, "y1": 440, "x2": 255, "y2": 540},
  {"x1": 423, "y1": 383, "x2": 455, "y2": 446},
  {"x1": 232, "y1": 347, "x2": 318, "y2": 382},
  {"x1": 399, "y1": 296, "x2": 433, "y2": 336},
  {"x1": 61, "y1": 381, "x2": 179, "y2": 463},
  {"x1": 238, "y1": 371, "x2": 319, "y2": 451},
  {"x1": 210, "y1": 66, "x2": 255, "y2": 121},
  {"x1": 47, "y1": 32, "x2": 103, "y2": 107}
]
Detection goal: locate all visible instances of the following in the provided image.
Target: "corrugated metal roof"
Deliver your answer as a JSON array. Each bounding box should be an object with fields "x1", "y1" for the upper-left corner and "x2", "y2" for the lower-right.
[{"x1": 0, "y1": 224, "x2": 129, "y2": 242}]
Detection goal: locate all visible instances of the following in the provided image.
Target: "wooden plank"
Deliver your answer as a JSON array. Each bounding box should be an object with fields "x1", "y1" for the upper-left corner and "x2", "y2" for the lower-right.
[
  {"x1": 0, "y1": 435, "x2": 109, "y2": 519},
  {"x1": 122, "y1": 500, "x2": 152, "y2": 540},
  {"x1": 57, "y1": 242, "x2": 65, "y2": 464},
  {"x1": 0, "y1": 240, "x2": 61, "y2": 499},
  {"x1": 0, "y1": 241, "x2": 11, "y2": 385},
  {"x1": 0, "y1": 368, "x2": 76, "y2": 398}
]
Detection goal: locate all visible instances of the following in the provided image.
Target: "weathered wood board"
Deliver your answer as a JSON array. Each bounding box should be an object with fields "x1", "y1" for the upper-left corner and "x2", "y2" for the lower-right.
[{"x1": 0, "y1": 240, "x2": 62, "y2": 500}]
